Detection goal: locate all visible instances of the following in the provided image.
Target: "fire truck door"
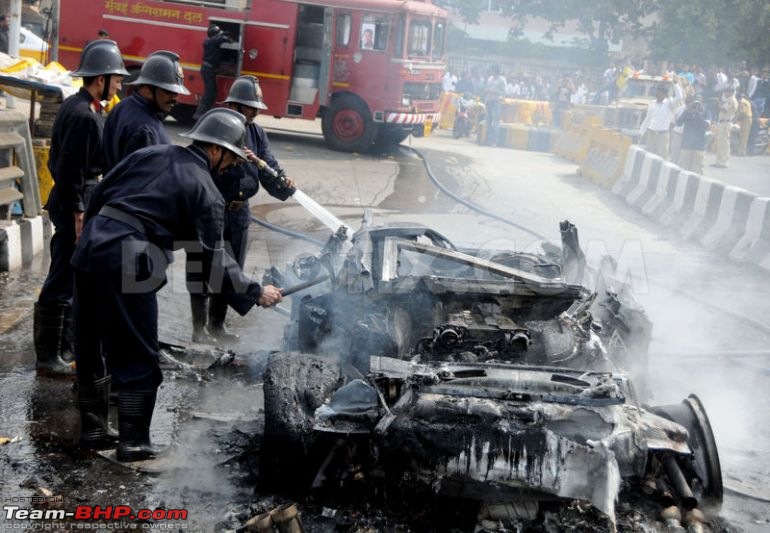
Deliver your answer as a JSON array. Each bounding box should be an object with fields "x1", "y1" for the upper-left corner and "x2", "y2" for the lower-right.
[
  {"x1": 211, "y1": 20, "x2": 244, "y2": 77},
  {"x1": 319, "y1": 8, "x2": 333, "y2": 105}
]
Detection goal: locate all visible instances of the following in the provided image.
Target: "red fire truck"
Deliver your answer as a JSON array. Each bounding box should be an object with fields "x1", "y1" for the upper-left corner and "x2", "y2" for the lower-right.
[{"x1": 57, "y1": 0, "x2": 447, "y2": 152}]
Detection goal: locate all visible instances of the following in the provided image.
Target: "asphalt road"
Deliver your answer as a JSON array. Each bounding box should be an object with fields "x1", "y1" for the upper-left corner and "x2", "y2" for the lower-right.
[{"x1": 0, "y1": 119, "x2": 768, "y2": 531}]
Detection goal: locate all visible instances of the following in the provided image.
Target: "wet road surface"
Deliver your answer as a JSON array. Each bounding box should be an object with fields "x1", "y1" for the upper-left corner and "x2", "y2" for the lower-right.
[{"x1": 1, "y1": 122, "x2": 769, "y2": 531}]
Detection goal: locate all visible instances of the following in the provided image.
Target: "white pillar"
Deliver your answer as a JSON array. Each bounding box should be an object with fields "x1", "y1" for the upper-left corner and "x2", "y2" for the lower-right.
[{"x1": 6, "y1": 0, "x2": 22, "y2": 109}]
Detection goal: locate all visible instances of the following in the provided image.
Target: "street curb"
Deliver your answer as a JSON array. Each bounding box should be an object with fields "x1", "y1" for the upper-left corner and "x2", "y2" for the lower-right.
[
  {"x1": 0, "y1": 215, "x2": 46, "y2": 271},
  {"x1": 0, "y1": 220, "x2": 22, "y2": 271}
]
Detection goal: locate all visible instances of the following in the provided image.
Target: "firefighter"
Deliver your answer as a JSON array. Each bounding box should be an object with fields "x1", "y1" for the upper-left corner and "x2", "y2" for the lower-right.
[
  {"x1": 34, "y1": 39, "x2": 129, "y2": 376},
  {"x1": 102, "y1": 51, "x2": 212, "y2": 343},
  {"x1": 71, "y1": 108, "x2": 284, "y2": 460},
  {"x1": 193, "y1": 24, "x2": 232, "y2": 120},
  {"x1": 102, "y1": 50, "x2": 190, "y2": 172},
  {"x1": 204, "y1": 75, "x2": 296, "y2": 343}
]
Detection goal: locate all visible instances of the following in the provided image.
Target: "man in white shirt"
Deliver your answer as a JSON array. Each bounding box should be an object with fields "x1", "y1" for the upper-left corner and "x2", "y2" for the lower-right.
[
  {"x1": 483, "y1": 65, "x2": 507, "y2": 145},
  {"x1": 639, "y1": 81, "x2": 684, "y2": 159},
  {"x1": 747, "y1": 68, "x2": 760, "y2": 99},
  {"x1": 506, "y1": 79, "x2": 521, "y2": 97},
  {"x1": 442, "y1": 71, "x2": 457, "y2": 93}
]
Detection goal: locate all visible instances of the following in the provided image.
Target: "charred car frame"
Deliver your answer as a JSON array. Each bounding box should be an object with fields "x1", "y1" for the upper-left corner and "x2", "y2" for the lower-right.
[{"x1": 260, "y1": 219, "x2": 722, "y2": 528}]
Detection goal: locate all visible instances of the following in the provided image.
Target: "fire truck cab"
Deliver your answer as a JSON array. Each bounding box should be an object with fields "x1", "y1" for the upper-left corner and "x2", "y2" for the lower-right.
[{"x1": 58, "y1": 0, "x2": 448, "y2": 152}]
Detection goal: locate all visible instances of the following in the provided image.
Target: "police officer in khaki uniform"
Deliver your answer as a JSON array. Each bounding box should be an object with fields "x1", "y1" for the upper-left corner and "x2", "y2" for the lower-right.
[{"x1": 713, "y1": 87, "x2": 738, "y2": 168}]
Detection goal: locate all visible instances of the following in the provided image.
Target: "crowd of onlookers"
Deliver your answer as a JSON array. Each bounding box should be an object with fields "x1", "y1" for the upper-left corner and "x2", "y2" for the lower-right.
[
  {"x1": 442, "y1": 58, "x2": 769, "y2": 157},
  {"x1": 443, "y1": 68, "x2": 587, "y2": 106},
  {"x1": 442, "y1": 59, "x2": 770, "y2": 120}
]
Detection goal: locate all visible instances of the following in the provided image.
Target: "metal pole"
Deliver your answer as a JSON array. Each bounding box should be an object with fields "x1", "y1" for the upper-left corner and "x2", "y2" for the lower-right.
[
  {"x1": 7, "y1": 0, "x2": 20, "y2": 57},
  {"x1": 6, "y1": 0, "x2": 22, "y2": 109},
  {"x1": 50, "y1": 0, "x2": 59, "y2": 62}
]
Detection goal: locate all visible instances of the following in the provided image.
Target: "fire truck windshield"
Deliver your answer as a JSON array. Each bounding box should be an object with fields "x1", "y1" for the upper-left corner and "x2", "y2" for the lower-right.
[{"x1": 407, "y1": 19, "x2": 431, "y2": 57}]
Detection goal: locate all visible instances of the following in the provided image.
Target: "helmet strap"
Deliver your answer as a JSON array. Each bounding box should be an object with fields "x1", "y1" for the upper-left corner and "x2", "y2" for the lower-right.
[
  {"x1": 100, "y1": 74, "x2": 112, "y2": 102},
  {"x1": 212, "y1": 149, "x2": 225, "y2": 175},
  {"x1": 150, "y1": 86, "x2": 167, "y2": 118}
]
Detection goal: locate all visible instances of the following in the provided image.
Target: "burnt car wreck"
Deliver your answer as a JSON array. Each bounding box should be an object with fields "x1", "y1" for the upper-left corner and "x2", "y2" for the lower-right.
[{"x1": 260, "y1": 219, "x2": 722, "y2": 530}]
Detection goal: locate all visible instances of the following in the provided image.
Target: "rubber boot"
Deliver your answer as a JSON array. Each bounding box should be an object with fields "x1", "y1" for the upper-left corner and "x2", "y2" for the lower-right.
[
  {"x1": 59, "y1": 304, "x2": 75, "y2": 362},
  {"x1": 190, "y1": 294, "x2": 216, "y2": 344},
  {"x1": 34, "y1": 302, "x2": 75, "y2": 376},
  {"x1": 116, "y1": 389, "x2": 165, "y2": 462},
  {"x1": 208, "y1": 296, "x2": 239, "y2": 345},
  {"x1": 77, "y1": 375, "x2": 118, "y2": 449}
]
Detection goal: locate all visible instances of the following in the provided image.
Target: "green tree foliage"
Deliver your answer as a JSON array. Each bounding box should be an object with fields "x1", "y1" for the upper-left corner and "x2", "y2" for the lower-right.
[
  {"x1": 650, "y1": 0, "x2": 770, "y2": 67},
  {"x1": 435, "y1": 0, "x2": 656, "y2": 54},
  {"x1": 435, "y1": 0, "x2": 770, "y2": 67}
]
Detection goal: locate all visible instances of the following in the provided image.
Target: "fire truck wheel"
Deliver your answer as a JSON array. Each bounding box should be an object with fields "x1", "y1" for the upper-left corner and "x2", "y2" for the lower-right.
[{"x1": 322, "y1": 94, "x2": 378, "y2": 152}]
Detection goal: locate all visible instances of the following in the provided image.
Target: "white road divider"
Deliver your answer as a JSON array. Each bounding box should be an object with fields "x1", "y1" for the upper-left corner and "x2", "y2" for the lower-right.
[
  {"x1": 678, "y1": 178, "x2": 725, "y2": 241},
  {"x1": 729, "y1": 197, "x2": 770, "y2": 268},
  {"x1": 558, "y1": 140, "x2": 769, "y2": 272},
  {"x1": 701, "y1": 186, "x2": 756, "y2": 253},
  {"x1": 641, "y1": 162, "x2": 680, "y2": 219}
]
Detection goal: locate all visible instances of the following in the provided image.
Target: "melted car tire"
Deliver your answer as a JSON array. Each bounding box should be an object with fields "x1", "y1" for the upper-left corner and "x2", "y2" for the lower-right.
[
  {"x1": 261, "y1": 352, "x2": 344, "y2": 493},
  {"x1": 650, "y1": 394, "x2": 723, "y2": 503}
]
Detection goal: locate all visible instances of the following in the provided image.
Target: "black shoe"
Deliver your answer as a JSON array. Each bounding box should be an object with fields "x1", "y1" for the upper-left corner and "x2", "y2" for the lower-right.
[
  {"x1": 117, "y1": 389, "x2": 165, "y2": 462},
  {"x1": 77, "y1": 375, "x2": 118, "y2": 449},
  {"x1": 208, "y1": 296, "x2": 239, "y2": 344},
  {"x1": 34, "y1": 302, "x2": 75, "y2": 376}
]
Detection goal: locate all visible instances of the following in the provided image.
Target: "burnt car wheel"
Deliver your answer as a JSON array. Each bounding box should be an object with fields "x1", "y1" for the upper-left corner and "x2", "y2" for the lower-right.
[
  {"x1": 261, "y1": 352, "x2": 343, "y2": 493},
  {"x1": 650, "y1": 394, "x2": 723, "y2": 503}
]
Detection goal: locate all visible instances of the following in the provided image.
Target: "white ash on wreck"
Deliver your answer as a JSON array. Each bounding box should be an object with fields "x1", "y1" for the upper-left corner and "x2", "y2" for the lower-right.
[{"x1": 258, "y1": 217, "x2": 723, "y2": 530}]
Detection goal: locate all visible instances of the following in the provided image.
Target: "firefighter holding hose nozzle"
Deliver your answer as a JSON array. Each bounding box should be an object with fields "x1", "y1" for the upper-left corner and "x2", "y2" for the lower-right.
[
  {"x1": 193, "y1": 75, "x2": 296, "y2": 344},
  {"x1": 71, "y1": 108, "x2": 283, "y2": 461}
]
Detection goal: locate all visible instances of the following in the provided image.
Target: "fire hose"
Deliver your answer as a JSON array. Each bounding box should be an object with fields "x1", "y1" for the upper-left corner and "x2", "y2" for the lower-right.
[{"x1": 249, "y1": 155, "x2": 352, "y2": 237}]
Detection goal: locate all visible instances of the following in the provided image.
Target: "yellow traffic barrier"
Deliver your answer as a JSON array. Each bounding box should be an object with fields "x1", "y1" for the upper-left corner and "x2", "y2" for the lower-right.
[
  {"x1": 505, "y1": 123, "x2": 530, "y2": 150},
  {"x1": 500, "y1": 99, "x2": 552, "y2": 126},
  {"x1": 569, "y1": 104, "x2": 609, "y2": 126},
  {"x1": 552, "y1": 113, "x2": 599, "y2": 163},
  {"x1": 473, "y1": 122, "x2": 555, "y2": 152},
  {"x1": 577, "y1": 125, "x2": 632, "y2": 188},
  {"x1": 438, "y1": 91, "x2": 457, "y2": 130},
  {"x1": 33, "y1": 142, "x2": 52, "y2": 207}
]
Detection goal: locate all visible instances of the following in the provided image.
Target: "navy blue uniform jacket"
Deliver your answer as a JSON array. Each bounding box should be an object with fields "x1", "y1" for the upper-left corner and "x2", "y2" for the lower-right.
[
  {"x1": 102, "y1": 92, "x2": 172, "y2": 172},
  {"x1": 215, "y1": 121, "x2": 292, "y2": 215},
  {"x1": 72, "y1": 144, "x2": 263, "y2": 315},
  {"x1": 46, "y1": 87, "x2": 104, "y2": 213},
  {"x1": 203, "y1": 33, "x2": 230, "y2": 67}
]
